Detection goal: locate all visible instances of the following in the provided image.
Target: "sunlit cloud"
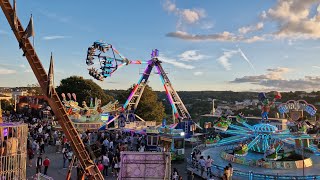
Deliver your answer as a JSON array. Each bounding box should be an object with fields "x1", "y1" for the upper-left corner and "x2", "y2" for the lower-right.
[
  {"x1": 163, "y1": 0, "x2": 206, "y2": 30},
  {"x1": 178, "y1": 50, "x2": 209, "y2": 61},
  {"x1": 193, "y1": 71, "x2": 204, "y2": 76},
  {"x1": 217, "y1": 50, "x2": 238, "y2": 71},
  {"x1": 217, "y1": 48, "x2": 256, "y2": 72},
  {"x1": 166, "y1": 31, "x2": 264, "y2": 43},
  {"x1": 229, "y1": 67, "x2": 320, "y2": 91},
  {"x1": 159, "y1": 54, "x2": 195, "y2": 69},
  {"x1": 0, "y1": 68, "x2": 16, "y2": 75},
  {"x1": 238, "y1": 22, "x2": 264, "y2": 34}
]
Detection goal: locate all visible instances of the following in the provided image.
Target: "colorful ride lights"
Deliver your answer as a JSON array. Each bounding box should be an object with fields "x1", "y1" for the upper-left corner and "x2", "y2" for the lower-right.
[{"x1": 180, "y1": 132, "x2": 185, "y2": 137}]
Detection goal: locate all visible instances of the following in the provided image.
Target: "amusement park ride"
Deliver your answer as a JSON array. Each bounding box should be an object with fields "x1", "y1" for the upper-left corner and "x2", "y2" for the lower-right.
[
  {"x1": 205, "y1": 92, "x2": 320, "y2": 168},
  {"x1": 0, "y1": 1, "x2": 104, "y2": 179},
  {"x1": 0, "y1": 1, "x2": 195, "y2": 178},
  {"x1": 85, "y1": 40, "x2": 200, "y2": 135}
]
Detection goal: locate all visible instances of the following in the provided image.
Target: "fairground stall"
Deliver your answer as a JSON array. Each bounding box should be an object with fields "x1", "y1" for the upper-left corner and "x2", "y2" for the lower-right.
[{"x1": 158, "y1": 127, "x2": 185, "y2": 161}]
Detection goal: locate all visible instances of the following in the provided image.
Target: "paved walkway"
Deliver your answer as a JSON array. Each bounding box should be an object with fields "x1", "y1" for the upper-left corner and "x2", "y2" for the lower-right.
[
  {"x1": 26, "y1": 145, "x2": 201, "y2": 180},
  {"x1": 26, "y1": 146, "x2": 117, "y2": 180}
]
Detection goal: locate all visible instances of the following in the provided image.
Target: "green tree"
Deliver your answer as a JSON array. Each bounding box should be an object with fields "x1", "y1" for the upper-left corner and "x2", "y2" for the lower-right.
[
  {"x1": 119, "y1": 85, "x2": 165, "y2": 123},
  {"x1": 1, "y1": 100, "x2": 13, "y2": 111},
  {"x1": 56, "y1": 76, "x2": 114, "y2": 106}
]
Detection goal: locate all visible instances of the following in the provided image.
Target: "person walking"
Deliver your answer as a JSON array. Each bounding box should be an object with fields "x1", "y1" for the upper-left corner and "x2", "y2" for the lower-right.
[
  {"x1": 205, "y1": 155, "x2": 214, "y2": 177},
  {"x1": 172, "y1": 168, "x2": 179, "y2": 180},
  {"x1": 63, "y1": 149, "x2": 68, "y2": 169},
  {"x1": 198, "y1": 156, "x2": 206, "y2": 177},
  {"x1": 55, "y1": 138, "x2": 61, "y2": 153},
  {"x1": 43, "y1": 157, "x2": 50, "y2": 175},
  {"x1": 27, "y1": 147, "x2": 34, "y2": 167},
  {"x1": 113, "y1": 156, "x2": 120, "y2": 177},
  {"x1": 40, "y1": 139, "x2": 45, "y2": 154},
  {"x1": 67, "y1": 150, "x2": 73, "y2": 165},
  {"x1": 102, "y1": 153, "x2": 110, "y2": 177},
  {"x1": 36, "y1": 154, "x2": 43, "y2": 174}
]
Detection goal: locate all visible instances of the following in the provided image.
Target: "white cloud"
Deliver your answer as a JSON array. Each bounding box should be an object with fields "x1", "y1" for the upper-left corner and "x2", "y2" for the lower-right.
[
  {"x1": 0, "y1": 68, "x2": 16, "y2": 75},
  {"x1": 193, "y1": 71, "x2": 204, "y2": 76},
  {"x1": 24, "y1": 69, "x2": 32, "y2": 73},
  {"x1": 178, "y1": 50, "x2": 208, "y2": 61},
  {"x1": 201, "y1": 22, "x2": 214, "y2": 30},
  {"x1": 312, "y1": 65, "x2": 320, "y2": 69},
  {"x1": 238, "y1": 22, "x2": 264, "y2": 34},
  {"x1": 163, "y1": 0, "x2": 177, "y2": 12},
  {"x1": 217, "y1": 48, "x2": 256, "y2": 72},
  {"x1": 265, "y1": 67, "x2": 291, "y2": 80},
  {"x1": 217, "y1": 50, "x2": 238, "y2": 71},
  {"x1": 231, "y1": 69, "x2": 320, "y2": 91},
  {"x1": 159, "y1": 54, "x2": 195, "y2": 69},
  {"x1": 166, "y1": 31, "x2": 265, "y2": 43},
  {"x1": 38, "y1": 9, "x2": 71, "y2": 23},
  {"x1": 181, "y1": 8, "x2": 205, "y2": 24},
  {"x1": 264, "y1": 0, "x2": 320, "y2": 39},
  {"x1": 42, "y1": 36, "x2": 70, "y2": 40},
  {"x1": 166, "y1": 0, "x2": 320, "y2": 42},
  {"x1": 244, "y1": 36, "x2": 265, "y2": 43},
  {"x1": 163, "y1": 0, "x2": 206, "y2": 30}
]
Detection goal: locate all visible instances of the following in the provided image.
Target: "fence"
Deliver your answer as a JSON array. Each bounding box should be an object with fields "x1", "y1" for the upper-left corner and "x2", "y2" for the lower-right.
[
  {"x1": 187, "y1": 157, "x2": 320, "y2": 180},
  {"x1": 0, "y1": 123, "x2": 28, "y2": 180}
]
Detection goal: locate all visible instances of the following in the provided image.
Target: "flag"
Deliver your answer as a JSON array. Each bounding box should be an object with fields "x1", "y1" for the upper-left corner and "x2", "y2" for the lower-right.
[
  {"x1": 23, "y1": 14, "x2": 35, "y2": 39},
  {"x1": 11, "y1": 0, "x2": 18, "y2": 30},
  {"x1": 47, "y1": 53, "x2": 54, "y2": 98}
]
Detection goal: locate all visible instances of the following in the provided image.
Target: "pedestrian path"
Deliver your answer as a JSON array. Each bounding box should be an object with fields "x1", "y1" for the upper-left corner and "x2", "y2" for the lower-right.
[{"x1": 187, "y1": 167, "x2": 220, "y2": 180}]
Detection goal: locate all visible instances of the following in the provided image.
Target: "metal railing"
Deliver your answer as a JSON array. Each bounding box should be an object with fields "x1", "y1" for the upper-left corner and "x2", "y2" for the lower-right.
[{"x1": 187, "y1": 157, "x2": 320, "y2": 180}]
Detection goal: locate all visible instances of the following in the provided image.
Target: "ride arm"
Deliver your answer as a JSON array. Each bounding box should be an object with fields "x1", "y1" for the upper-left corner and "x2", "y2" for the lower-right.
[
  {"x1": 154, "y1": 62, "x2": 191, "y2": 120},
  {"x1": 123, "y1": 60, "x2": 154, "y2": 111}
]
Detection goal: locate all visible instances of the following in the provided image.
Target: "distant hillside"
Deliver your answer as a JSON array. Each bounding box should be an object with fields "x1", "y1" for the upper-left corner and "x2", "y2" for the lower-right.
[{"x1": 106, "y1": 90, "x2": 320, "y2": 120}]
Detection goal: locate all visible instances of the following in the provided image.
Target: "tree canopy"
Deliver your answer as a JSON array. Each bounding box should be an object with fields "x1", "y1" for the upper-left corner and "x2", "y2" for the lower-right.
[
  {"x1": 56, "y1": 76, "x2": 114, "y2": 106},
  {"x1": 118, "y1": 85, "x2": 165, "y2": 123}
]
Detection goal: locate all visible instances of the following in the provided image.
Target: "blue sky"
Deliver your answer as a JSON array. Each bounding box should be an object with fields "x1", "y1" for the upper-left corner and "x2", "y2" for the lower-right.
[{"x1": 1, "y1": 0, "x2": 320, "y2": 91}]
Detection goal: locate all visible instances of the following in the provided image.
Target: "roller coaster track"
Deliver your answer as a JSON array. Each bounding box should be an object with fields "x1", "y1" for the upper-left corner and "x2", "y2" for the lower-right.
[{"x1": 0, "y1": 1, "x2": 103, "y2": 179}]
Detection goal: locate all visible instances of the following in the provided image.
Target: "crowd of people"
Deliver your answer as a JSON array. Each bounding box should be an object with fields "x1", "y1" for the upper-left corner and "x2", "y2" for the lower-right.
[
  {"x1": 3, "y1": 110, "x2": 221, "y2": 180},
  {"x1": 24, "y1": 115, "x2": 151, "y2": 179},
  {"x1": 78, "y1": 129, "x2": 149, "y2": 178},
  {"x1": 191, "y1": 149, "x2": 233, "y2": 180}
]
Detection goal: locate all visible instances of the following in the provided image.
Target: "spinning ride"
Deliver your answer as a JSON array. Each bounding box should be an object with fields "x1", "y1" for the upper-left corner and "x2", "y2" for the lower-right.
[
  {"x1": 86, "y1": 40, "x2": 144, "y2": 80},
  {"x1": 206, "y1": 93, "x2": 320, "y2": 168},
  {"x1": 86, "y1": 41, "x2": 201, "y2": 135},
  {"x1": 205, "y1": 115, "x2": 320, "y2": 169}
]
